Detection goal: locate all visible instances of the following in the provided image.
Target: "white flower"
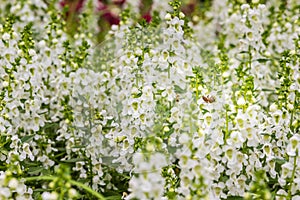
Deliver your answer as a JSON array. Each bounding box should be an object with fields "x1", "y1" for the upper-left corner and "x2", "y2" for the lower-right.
[
  {"x1": 38, "y1": 40, "x2": 46, "y2": 48},
  {"x1": 287, "y1": 135, "x2": 300, "y2": 156},
  {"x1": 237, "y1": 96, "x2": 246, "y2": 106},
  {"x1": 161, "y1": 86, "x2": 176, "y2": 101},
  {"x1": 28, "y1": 49, "x2": 36, "y2": 56},
  {"x1": 2, "y1": 33, "x2": 10, "y2": 40},
  {"x1": 241, "y1": 4, "x2": 250, "y2": 10},
  {"x1": 0, "y1": 187, "x2": 11, "y2": 198},
  {"x1": 223, "y1": 146, "x2": 237, "y2": 164},
  {"x1": 169, "y1": 17, "x2": 184, "y2": 26},
  {"x1": 270, "y1": 103, "x2": 278, "y2": 112},
  {"x1": 165, "y1": 13, "x2": 172, "y2": 21},
  {"x1": 8, "y1": 178, "x2": 19, "y2": 189},
  {"x1": 150, "y1": 153, "x2": 167, "y2": 169},
  {"x1": 179, "y1": 12, "x2": 185, "y2": 19},
  {"x1": 276, "y1": 189, "x2": 288, "y2": 199},
  {"x1": 169, "y1": 106, "x2": 181, "y2": 123},
  {"x1": 203, "y1": 112, "x2": 213, "y2": 127},
  {"x1": 2, "y1": 81, "x2": 9, "y2": 87},
  {"x1": 179, "y1": 133, "x2": 190, "y2": 144},
  {"x1": 68, "y1": 188, "x2": 78, "y2": 198},
  {"x1": 227, "y1": 131, "x2": 246, "y2": 148},
  {"x1": 52, "y1": 38, "x2": 58, "y2": 44},
  {"x1": 235, "y1": 111, "x2": 247, "y2": 128},
  {"x1": 292, "y1": 196, "x2": 300, "y2": 200},
  {"x1": 258, "y1": 4, "x2": 266, "y2": 10},
  {"x1": 41, "y1": 192, "x2": 58, "y2": 200},
  {"x1": 281, "y1": 162, "x2": 294, "y2": 178}
]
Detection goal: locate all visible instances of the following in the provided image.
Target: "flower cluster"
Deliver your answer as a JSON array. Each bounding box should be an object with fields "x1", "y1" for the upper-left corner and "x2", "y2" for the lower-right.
[{"x1": 0, "y1": 0, "x2": 299, "y2": 199}]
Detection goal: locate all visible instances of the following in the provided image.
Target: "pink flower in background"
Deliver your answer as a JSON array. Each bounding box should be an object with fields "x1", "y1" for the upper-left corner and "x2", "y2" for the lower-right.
[{"x1": 97, "y1": 1, "x2": 107, "y2": 11}]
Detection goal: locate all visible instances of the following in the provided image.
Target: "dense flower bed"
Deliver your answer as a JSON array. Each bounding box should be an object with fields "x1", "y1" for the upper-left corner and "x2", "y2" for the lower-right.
[{"x1": 0, "y1": 0, "x2": 299, "y2": 199}]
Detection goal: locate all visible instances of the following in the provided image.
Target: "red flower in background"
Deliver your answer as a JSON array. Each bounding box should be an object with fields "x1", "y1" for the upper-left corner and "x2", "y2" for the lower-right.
[
  {"x1": 59, "y1": 0, "x2": 197, "y2": 41},
  {"x1": 102, "y1": 12, "x2": 120, "y2": 25},
  {"x1": 142, "y1": 12, "x2": 152, "y2": 23},
  {"x1": 182, "y1": 3, "x2": 195, "y2": 15},
  {"x1": 97, "y1": 0, "x2": 122, "y2": 25},
  {"x1": 112, "y1": 0, "x2": 126, "y2": 6},
  {"x1": 60, "y1": 0, "x2": 86, "y2": 13}
]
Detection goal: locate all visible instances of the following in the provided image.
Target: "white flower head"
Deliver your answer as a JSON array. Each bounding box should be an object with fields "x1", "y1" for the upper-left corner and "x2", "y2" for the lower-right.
[
  {"x1": 2, "y1": 33, "x2": 10, "y2": 40},
  {"x1": 237, "y1": 96, "x2": 246, "y2": 106},
  {"x1": 287, "y1": 135, "x2": 300, "y2": 156}
]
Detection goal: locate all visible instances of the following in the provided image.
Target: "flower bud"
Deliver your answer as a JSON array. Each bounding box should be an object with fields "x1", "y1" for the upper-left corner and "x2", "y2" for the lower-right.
[{"x1": 165, "y1": 13, "x2": 172, "y2": 21}]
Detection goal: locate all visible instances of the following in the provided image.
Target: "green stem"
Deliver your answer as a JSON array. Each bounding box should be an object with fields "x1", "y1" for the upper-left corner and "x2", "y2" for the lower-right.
[
  {"x1": 69, "y1": 179, "x2": 106, "y2": 200},
  {"x1": 289, "y1": 97, "x2": 296, "y2": 132},
  {"x1": 287, "y1": 151, "x2": 298, "y2": 199},
  {"x1": 24, "y1": 176, "x2": 54, "y2": 182},
  {"x1": 225, "y1": 109, "x2": 229, "y2": 140},
  {"x1": 248, "y1": 45, "x2": 252, "y2": 70},
  {"x1": 59, "y1": 188, "x2": 65, "y2": 200},
  {"x1": 24, "y1": 176, "x2": 106, "y2": 200},
  {"x1": 224, "y1": 105, "x2": 229, "y2": 142},
  {"x1": 195, "y1": 81, "x2": 199, "y2": 101}
]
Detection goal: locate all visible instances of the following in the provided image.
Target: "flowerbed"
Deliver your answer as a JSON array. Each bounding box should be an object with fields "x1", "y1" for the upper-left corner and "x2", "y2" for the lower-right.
[{"x1": 0, "y1": 0, "x2": 299, "y2": 199}]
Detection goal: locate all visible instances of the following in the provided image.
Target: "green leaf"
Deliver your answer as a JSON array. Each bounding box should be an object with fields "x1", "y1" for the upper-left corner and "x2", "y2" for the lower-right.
[
  {"x1": 261, "y1": 88, "x2": 275, "y2": 92},
  {"x1": 238, "y1": 51, "x2": 249, "y2": 54},
  {"x1": 256, "y1": 58, "x2": 271, "y2": 63},
  {"x1": 164, "y1": 127, "x2": 174, "y2": 138},
  {"x1": 219, "y1": 174, "x2": 229, "y2": 182},
  {"x1": 174, "y1": 85, "x2": 186, "y2": 93},
  {"x1": 274, "y1": 158, "x2": 286, "y2": 165},
  {"x1": 21, "y1": 135, "x2": 35, "y2": 143},
  {"x1": 226, "y1": 196, "x2": 243, "y2": 200},
  {"x1": 104, "y1": 195, "x2": 122, "y2": 200},
  {"x1": 33, "y1": 188, "x2": 52, "y2": 192},
  {"x1": 27, "y1": 166, "x2": 44, "y2": 175},
  {"x1": 61, "y1": 158, "x2": 85, "y2": 163},
  {"x1": 72, "y1": 145, "x2": 86, "y2": 148},
  {"x1": 43, "y1": 122, "x2": 59, "y2": 129},
  {"x1": 23, "y1": 161, "x2": 40, "y2": 167}
]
